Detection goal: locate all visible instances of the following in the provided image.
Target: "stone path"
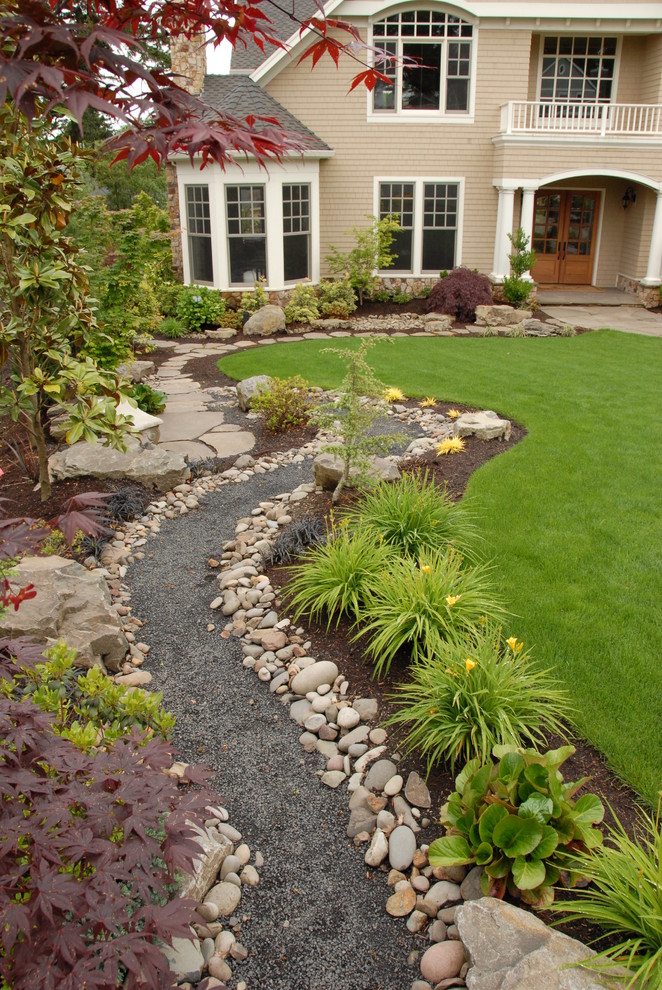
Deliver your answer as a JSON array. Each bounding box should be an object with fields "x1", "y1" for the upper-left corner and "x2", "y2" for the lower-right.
[{"x1": 540, "y1": 303, "x2": 662, "y2": 336}]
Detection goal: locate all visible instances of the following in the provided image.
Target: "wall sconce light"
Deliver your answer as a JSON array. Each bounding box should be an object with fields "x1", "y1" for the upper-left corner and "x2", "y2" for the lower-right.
[{"x1": 622, "y1": 186, "x2": 637, "y2": 210}]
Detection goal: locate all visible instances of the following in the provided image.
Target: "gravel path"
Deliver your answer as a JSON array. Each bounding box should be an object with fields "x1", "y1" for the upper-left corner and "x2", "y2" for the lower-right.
[{"x1": 128, "y1": 460, "x2": 419, "y2": 990}]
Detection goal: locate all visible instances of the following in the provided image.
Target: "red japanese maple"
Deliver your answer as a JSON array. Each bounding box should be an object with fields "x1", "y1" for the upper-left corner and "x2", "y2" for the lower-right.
[{"x1": 1, "y1": 0, "x2": 391, "y2": 167}]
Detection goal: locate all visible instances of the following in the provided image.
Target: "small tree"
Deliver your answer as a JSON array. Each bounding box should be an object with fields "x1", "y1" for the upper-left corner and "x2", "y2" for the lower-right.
[
  {"x1": 0, "y1": 110, "x2": 131, "y2": 501},
  {"x1": 312, "y1": 338, "x2": 399, "y2": 503},
  {"x1": 326, "y1": 214, "x2": 401, "y2": 306},
  {"x1": 502, "y1": 226, "x2": 536, "y2": 308}
]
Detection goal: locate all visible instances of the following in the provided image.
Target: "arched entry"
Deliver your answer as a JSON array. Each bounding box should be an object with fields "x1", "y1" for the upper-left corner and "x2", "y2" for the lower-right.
[{"x1": 531, "y1": 189, "x2": 600, "y2": 284}]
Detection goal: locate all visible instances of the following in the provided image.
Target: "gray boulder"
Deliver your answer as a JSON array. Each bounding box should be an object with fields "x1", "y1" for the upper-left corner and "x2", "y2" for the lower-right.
[
  {"x1": 115, "y1": 359, "x2": 156, "y2": 382},
  {"x1": 243, "y1": 305, "x2": 286, "y2": 337},
  {"x1": 236, "y1": 375, "x2": 272, "y2": 412},
  {"x1": 475, "y1": 305, "x2": 532, "y2": 327},
  {"x1": 1, "y1": 556, "x2": 128, "y2": 671},
  {"x1": 162, "y1": 933, "x2": 205, "y2": 983},
  {"x1": 48, "y1": 438, "x2": 187, "y2": 491},
  {"x1": 178, "y1": 826, "x2": 232, "y2": 902},
  {"x1": 457, "y1": 897, "x2": 609, "y2": 990},
  {"x1": 454, "y1": 410, "x2": 511, "y2": 441},
  {"x1": 313, "y1": 452, "x2": 400, "y2": 490},
  {"x1": 423, "y1": 313, "x2": 454, "y2": 331}
]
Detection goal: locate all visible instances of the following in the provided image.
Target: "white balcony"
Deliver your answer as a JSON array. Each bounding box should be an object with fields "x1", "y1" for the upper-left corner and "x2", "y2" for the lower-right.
[{"x1": 500, "y1": 101, "x2": 662, "y2": 138}]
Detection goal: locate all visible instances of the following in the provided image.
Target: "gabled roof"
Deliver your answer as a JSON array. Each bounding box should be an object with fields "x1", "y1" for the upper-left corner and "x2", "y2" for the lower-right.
[
  {"x1": 231, "y1": 0, "x2": 323, "y2": 72},
  {"x1": 199, "y1": 74, "x2": 332, "y2": 153}
]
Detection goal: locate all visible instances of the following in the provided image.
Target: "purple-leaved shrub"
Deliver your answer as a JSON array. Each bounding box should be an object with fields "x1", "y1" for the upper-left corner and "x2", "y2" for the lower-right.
[{"x1": 426, "y1": 267, "x2": 493, "y2": 323}]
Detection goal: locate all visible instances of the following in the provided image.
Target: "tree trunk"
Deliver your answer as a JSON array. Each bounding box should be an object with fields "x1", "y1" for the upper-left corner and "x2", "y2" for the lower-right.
[{"x1": 30, "y1": 408, "x2": 52, "y2": 502}]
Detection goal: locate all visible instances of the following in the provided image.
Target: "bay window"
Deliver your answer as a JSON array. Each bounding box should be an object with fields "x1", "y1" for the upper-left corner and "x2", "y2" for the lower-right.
[
  {"x1": 283, "y1": 184, "x2": 310, "y2": 282},
  {"x1": 226, "y1": 185, "x2": 267, "y2": 285},
  {"x1": 185, "y1": 185, "x2": 213, "y2": 284}
]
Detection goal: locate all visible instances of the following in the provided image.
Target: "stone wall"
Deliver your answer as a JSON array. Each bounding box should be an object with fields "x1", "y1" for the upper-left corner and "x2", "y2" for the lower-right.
[
  {"x1": 617, "y1": 272, "x2": 661, "y2": 308},
  {"x1": 170, "y1": 33, "x2": 206, "y2": 96},
  {"x1": 166, "y1": 162, "x2": 184, "y2": 282}
]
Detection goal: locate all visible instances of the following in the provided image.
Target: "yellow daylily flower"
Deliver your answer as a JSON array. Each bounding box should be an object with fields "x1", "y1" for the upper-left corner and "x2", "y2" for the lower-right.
[
  {"x1": 465, "y1": 658, "x2": 476, "y2": 672},
  {"x1": 421, "y1": 564, "x2": 431, "y2": 574},
  {"x1": 446, "y1": 594, "x2": 462, "y2": 607},
  {"x1": 507, "y1": 636, "x2": 524, "y2": 653}
]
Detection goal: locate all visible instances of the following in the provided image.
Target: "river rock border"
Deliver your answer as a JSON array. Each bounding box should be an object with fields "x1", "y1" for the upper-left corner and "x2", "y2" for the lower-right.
[{"x1": 90, "y1": 396, "x2": 598, "y2": 990}]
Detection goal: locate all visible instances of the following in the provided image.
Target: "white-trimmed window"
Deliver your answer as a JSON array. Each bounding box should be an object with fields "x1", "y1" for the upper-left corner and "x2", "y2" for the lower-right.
[
  {"x1": 378, "y1": 179, "x2": 460, "y2": 274},
  {"x1": 283, "y1": 184, "x2": 310, "y2": 281},
  {"x1": 185, "y1": 185, "x2": 213, "y2": 284},
  {"x1": 372, "y1": 10, "x2": 473, "y2": 115},
  {"x1": 226, "y1": 185, "x2": 267, "y2": 285},
  {"x1": 540, "y1": 37, "x2": 617, "y2": 104}
]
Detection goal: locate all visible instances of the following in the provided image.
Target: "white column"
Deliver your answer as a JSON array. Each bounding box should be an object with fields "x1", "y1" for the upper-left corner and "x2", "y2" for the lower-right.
[
  {"x1": 520, "y1": 186, "x2": 538, "y2": 281},
  {"x1": 641, "y1": 188, "x2": 662, "y2": 286},
  {"x1": 491, "y1": 186, "x2": 515, "y2": 282}
]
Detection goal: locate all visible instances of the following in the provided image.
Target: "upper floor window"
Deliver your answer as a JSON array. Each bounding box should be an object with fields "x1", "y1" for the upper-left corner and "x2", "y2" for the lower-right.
[
  {"x1": 373, "y1": 10, "x2": 473, "y2": 115},
  {"x1": 540, "y1": 37, "x2": 617, "y2": 104}
]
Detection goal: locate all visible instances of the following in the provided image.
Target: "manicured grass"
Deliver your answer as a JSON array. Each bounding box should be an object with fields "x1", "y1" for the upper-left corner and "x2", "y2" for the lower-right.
[{"x1": 219, "y1": 331, "x2": 662, "y2": 804}]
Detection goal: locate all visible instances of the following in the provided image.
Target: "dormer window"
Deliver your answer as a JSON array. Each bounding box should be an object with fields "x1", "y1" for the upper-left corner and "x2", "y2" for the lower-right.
[{"x1": 372, "y1": 10, "x2": 473, "y2": 115}]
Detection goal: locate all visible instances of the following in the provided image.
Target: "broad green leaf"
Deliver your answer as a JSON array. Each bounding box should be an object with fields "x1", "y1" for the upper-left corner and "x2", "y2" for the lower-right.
[
  {"x1": 530, "y1": 825, "x2": 559, "y2": 860},
  {"x1": 498, "y1": 751, "x2": 525, "y2": 785},
  {"x1": 512, "y1": 856, "x2": 546, "y2": 890},
  {"x1": 518, "y1": 794, "x2": 554, "y2": 824},
  {"x1": 485, "y1": 855, "x2": 511, "y2": 879},
  {"x1": 66, "y1": 421, "x2": 84, "y2": 444},
  {"x1": 542, "y1": 745, "x2": 575, "y2": 770},
  {"x1": 523, "y1": 763, "x2": 549, "y2": 791},
  {"x1": 492, "y1": 814, "x2": 544, "y2": 858},
  {"x1": 520, "y1": 884, "x2": 555, "y2": 908},
  {"x1": 10, "y1": 213, "x2": 37, "y2": 225},
  {"x1": 573, "y1": 793, "x2": 605, "y2": 826},
  {"x1": 463, "y1": 763, "x2": 493, "y2": 809},
  {"x1": 428, "y1": 835, "x2": 474, "y2": 867},
  {"x1": 475, "y1": 842, "x2": 494, "y2": 865},
  {"x1": 478, "y1": 803, "x2": 508, "y2": 843},
  {"x1": 469, "y1": 822, "x2": 481, "y2": 847},
  {"x1": 455, "y1": 757, "x2": 481, "y2": 795},
  {"x1": 554, "y1": 815, "x2": 575, "y2": 845},
  {"x1": 544, "y1": 864, "x2": 560, "y2": 886}
]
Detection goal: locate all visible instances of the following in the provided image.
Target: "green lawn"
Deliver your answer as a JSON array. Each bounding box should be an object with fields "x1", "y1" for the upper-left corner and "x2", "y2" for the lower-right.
[{"x1": 219, "y1": 331, "x2": 662, "y2": 804}]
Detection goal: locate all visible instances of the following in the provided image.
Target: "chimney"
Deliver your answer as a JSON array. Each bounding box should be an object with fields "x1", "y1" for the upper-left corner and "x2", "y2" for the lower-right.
[{"x1": 170, "y1": 32, "x2": 207, "y2": 96}]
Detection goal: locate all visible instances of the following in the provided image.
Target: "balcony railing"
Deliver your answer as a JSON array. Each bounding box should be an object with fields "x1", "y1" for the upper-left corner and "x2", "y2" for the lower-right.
[{"x1": 500, "y1": 101, "x2": 662, "y2": 137}]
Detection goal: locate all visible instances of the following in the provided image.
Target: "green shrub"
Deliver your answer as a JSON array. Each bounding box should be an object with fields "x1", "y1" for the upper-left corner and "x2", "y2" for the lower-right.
[
  {"x1": 318, "y1": 278, "x2": 357, "y2": 318},
  {"x1": 216, "y1": 308, "x2": 243, "y2": 329},
  {"x1": 502, "y1": 227, "x2": 536, "y2": 309},
  {"x1": 419, "y1": 284, "x2": 432, "y2": 299},
  {"x1": 371, "y1": 288, "x2": 393, "y2": 303},
  {"x1": 131, "y1": 382, "x2": 167, "y2": 415},
  {"x1": 386, "y1": 627, "x2": 570, "y2": 772},
  {"x1": 155, "y1": 281, "x2": 184, "y2": 317},
  {"x1": 177, "y1": 286, "x2": 226, "y2": 332},
  {"x1": 284, "y1": 526, "x2": 397, "y2": 629},
  {"x1": 6, "y1": 641, "x2": 175, "y2": 751},
  {"x1": 345, "y1": 470, "x2": 478, "y2": 562},
  {"x1": 429, "y1": 745, "x2": 605, "y2": 908},
  {"x1": 242, "y1": 279, "x2": 269, "y2": 314},
  {"x1": 250, "y1": 375, "x2": 311, "y2": 432},
  {"x1": 284, "y1": 282, "x2": 320, "y2": 324},
  {"x1": 356, "y1": 549, "x2": 505, "y2": 677},
  {"x1": 392, "y1": 290, "x2": 413, "y2": 304},
  {"x1": 554, "y1": 801, "x2": 662, "y2": 988},
  {"x1": 326, "y1": 214, "x2": 401, "y2": 305},
  {"x1": 159, "y1": 316, "x2": 188, "y2": 338}
]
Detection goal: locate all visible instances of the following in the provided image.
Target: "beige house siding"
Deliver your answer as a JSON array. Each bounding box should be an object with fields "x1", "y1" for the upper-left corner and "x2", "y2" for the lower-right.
[
  {"x1": 266, "y1": 27, "x2": 532, "y2": 275},
  {"x1": 642, "y1": 36, "x2": 662, "y2": 103},
  {"x1": 617, "y1": 37, "x2": 647, "y2": 104}
]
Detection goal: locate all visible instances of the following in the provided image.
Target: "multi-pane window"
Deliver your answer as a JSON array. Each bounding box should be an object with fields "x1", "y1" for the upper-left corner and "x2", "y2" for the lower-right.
[
  {"x1": 226, "y1": 185, "x2": 267, "y2": 285},
  {"x1": 422, "y1": 183, "x2": 457, "y2": 271},
  {"x1": 373, "y1": 11, "x2": 473, "y2": 114},
  {"x1": 379, "y1": 182, "x2": 415, "y2": 272},
  {"x1": 186, "y1": 185, "x2": 213, "y2": 283},
  {"x1": 378, "y1": 181, "x2": 458, "y2": 273},
  {"x1": 540, "y1": 37, "x2": 617, "y2": 104},
  {"x1": 283, "y1": 184, "x2": 310, "y2": 282}
]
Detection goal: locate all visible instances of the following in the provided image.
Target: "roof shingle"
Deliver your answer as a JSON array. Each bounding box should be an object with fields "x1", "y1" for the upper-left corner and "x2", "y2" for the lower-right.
[{"x1": 231, "y1": 0, "x2": 322, "y2": 72}]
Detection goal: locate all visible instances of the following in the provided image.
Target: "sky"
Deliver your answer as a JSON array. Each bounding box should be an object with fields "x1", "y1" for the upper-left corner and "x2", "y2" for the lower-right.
[{"x1": 206, "y1": 38, "x2": 233, "y2": 74}]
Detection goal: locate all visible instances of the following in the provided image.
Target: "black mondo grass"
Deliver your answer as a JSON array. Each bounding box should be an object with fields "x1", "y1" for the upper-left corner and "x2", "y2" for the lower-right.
[{"x1": 262, "y1": 516, "x2": 328, "y2": 566}]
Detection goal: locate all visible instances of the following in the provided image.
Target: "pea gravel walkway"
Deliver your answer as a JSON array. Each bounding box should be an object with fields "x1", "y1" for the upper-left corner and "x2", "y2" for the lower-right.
[{"x1": 128, "y1": 460, "x2": 419, "y2": 990}]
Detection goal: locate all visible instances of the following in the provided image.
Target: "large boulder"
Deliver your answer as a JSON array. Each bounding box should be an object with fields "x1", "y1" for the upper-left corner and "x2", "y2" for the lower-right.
[
  {"x1": 453, "y1": 410, "x2": 511, "y2": 441},
  {"x1": 1, "y1": 556, "x2": 128, "y2": 671},
  {"x1": 48, "y1": 399, "x2": 161, "y2": 443},
  {"x1": 236, "y1": 375, "x2": 272, "y2": 412},
  {"x1": 49, "y1": 438, "x2": 188, "y2": 492},
  {"x1": 178, "y1": 826, "x2": 232, "y2": 902},
  {"x1": 313, "y1": 452, "x2": 400, "y2": 490},
  {"x1": 115, "y1": 359, "x2": 156, "y2": 382},
  {"x1": 243, "y1": 305, "x2": 286, "y2": 337},
  {"x1": 475, "y1": 305, "x2": 532, "y2": 327},
  {"x1": 457, "y1": 897, "x2": 607, "y2": 990}
]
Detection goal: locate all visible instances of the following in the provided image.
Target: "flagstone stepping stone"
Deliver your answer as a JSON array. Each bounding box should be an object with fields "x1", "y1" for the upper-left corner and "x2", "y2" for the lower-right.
[
  {"x1": 159, "y1": 379, "x2": 202, "y2": 394},
  {"x1": 198, "y1": 432, "x2": 256, "y2": 456},
  {"x1": 160, "y1": 440, "x2": 220, "y2": 460},
  {"x1": 158, "y1": 410, "x2": 227, "y2": 441}
]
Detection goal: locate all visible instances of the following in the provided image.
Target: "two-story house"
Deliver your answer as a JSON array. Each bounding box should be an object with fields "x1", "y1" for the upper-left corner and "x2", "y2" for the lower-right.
[{"x1": 168, "y1": 1, "x2": 662, "y2": 304}]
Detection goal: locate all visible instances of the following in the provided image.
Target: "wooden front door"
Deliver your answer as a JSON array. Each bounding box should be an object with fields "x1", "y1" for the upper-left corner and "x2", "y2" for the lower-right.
[{"x1": 531, "y1": 190, "x2": 600, "y2": 284}]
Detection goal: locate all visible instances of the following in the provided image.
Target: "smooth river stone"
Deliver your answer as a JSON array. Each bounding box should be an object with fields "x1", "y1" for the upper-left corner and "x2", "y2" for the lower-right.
[
  {"x1": 419, "y1": 941, "x2": 466, "y2": 984},
  {"x1": 205, "y1": 881, "x2": 242, "y2": 916},
  {"x1": 386, "y1": 884, "x2": 417, "y2": 917},
  {"x1": 336, "y1": 706, "x2": 361, "y2": 729},
  {"x1": 388, "y1": 825, "x2": 417, "y2": 871},
  {"x1": 383, "y1": 774, "x2": 403, "y2": 797},
  {"x1": 290, "y1": 660, "x2": 339, "y2": 695},
  {"x1": 364, "y1": 758, "x2": 398, "y2": 792}
]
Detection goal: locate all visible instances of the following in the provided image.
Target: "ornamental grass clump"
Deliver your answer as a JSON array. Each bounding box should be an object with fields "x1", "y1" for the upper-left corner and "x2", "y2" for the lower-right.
[
  {"x1": 356, "y1": 549, "x2": 505, "y2": 677},
  {"x1": 429, "y1": 745, "x2": 605, "y2": 909},
  {"x1": 554, "y1": 801, "x2": 662, "y2": 989},
  {"x1": 386, "y1": 627, "x2": 570, "y2": 773},
  {"x1": 283, "y1": 525, "x2": 397, "y2": 629},
  {"x1": 345, "y1": 470, "x2": 479, "y2": 562}
]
